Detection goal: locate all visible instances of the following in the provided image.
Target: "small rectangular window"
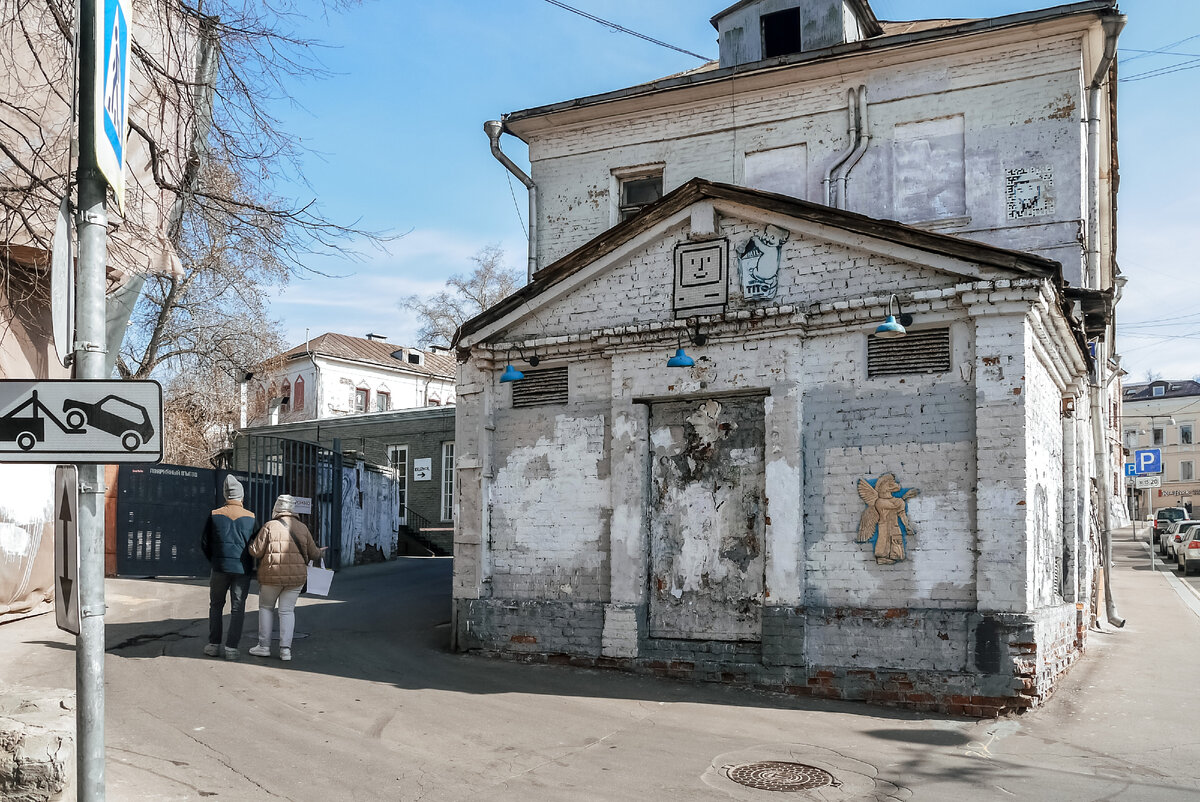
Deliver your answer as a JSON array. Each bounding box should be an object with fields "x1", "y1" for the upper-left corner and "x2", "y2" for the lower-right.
[
  {"x1": 1153, "y1": 386, "x2": 1165, "y2": 397},
  {"x1": 619, "y1": 174, "x2": 663, "y2": 221},
  {"x1": 1154, "y1": 427, "x2": 1165, "y2": 446},
  {"x1": 761, "y1": 7, "x2": 802, "y2": 58},
  {"x1": 1124, "y1": 429, "x2": 1138, "y2": 448},
  {"x1": 1183, "y1": 461, "x2": 1194, "y2": 482},
  {"x1": 1182, "y1": 424, "x2": 1193, "y2": 445},
  {"x1": 407, "y1": 353, "x2": 421, "y2": 364},
  {"x1": 355, "y1": 388, "x2": 369, "y2": 413},
  {"x1": 376, "y1": 392, "x2": 390, "y2": 412},
  {"x1": 441, "y1": 442, "x2": 455, "y2": 522}
]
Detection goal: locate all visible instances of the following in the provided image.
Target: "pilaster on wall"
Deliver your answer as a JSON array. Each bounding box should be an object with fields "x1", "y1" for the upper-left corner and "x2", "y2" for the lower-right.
[
  {"x1": 604, "y1": 401, "x2": 649, "y2": 658},
  {"x1": 965, "y1": 293, "x2": 1031, "y2": 613},
  {"x1": 764, "y1": 384, "x2": 804, "y2": 606},
  {"x1": 453, "y1": 360, "x2": 493, "y2": 603}
]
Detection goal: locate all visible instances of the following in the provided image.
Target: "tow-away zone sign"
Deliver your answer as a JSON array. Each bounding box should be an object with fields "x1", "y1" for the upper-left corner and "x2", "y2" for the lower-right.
[{"x1": 0, "y1": 380, "x2": 162, "y2": 463}]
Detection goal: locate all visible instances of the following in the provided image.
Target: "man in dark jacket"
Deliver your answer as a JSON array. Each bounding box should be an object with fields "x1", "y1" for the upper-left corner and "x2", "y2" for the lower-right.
[{"x1": 201, "y1": 475, "x2": 257, "y2": 660}]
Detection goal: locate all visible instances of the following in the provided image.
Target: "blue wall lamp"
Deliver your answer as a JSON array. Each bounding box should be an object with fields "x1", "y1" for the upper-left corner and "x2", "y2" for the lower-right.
[
  {"x1": 667, "y1": 322, "x2": 707, "y2": 368},
  {"x1": 499, "y1": 346, "x2": 540, "y2": 382},
  {"x1": 875, "y1": 295, "x2": 913, "y2": 339}
]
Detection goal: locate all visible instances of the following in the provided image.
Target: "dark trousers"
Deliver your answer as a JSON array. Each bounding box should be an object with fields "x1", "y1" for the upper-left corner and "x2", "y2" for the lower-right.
[{"x1": 209, "y1": 571, "x2": 252, "y2": 648}]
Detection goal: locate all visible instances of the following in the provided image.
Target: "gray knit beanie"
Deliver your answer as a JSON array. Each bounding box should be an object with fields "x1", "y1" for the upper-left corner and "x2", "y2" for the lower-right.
[{"x1": 224, "y1": 475, "x2": 244, "y2": 501}]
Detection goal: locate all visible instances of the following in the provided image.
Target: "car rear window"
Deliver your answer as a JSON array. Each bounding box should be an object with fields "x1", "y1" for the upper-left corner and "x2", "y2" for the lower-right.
[{"x1": 1160, "y1": 509, "x2": 1187, "y2": 521}]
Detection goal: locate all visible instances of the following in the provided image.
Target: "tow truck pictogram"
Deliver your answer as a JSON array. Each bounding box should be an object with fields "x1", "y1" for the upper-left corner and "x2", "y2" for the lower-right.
[{"x1": 0, "y1": 390, "x2": 83, "y2": 451}]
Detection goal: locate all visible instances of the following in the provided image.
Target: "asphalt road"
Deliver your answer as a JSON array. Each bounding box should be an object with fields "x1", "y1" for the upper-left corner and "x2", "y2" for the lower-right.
[{"x1": 2, "y1": 532, "x2": 1199, "y2": 801}]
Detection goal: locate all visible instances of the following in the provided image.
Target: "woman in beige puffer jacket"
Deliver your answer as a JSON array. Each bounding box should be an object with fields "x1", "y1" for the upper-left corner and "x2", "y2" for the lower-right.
[{"x1": 247, "y1": 495, "x2": 325, "y2": 661}]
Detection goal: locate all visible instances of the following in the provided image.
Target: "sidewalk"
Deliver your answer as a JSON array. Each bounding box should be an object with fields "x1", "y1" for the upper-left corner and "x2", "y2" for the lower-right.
[{"x1": 0, "y1": 537, "x2": 1197, "y2": 800}]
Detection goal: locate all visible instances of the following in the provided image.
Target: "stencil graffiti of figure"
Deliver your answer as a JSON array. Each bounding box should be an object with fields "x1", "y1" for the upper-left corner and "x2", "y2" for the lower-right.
[{"x1": 856, "y1": 474, "x2": 919, "y2": 564}]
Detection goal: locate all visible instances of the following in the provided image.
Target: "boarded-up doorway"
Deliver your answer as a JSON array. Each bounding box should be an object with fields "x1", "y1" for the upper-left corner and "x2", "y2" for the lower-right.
[{"x1": 648, "y1": 396, "x2": 766, "y2": 641}]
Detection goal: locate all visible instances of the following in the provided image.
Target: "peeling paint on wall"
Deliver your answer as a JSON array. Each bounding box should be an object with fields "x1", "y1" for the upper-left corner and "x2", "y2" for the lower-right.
[{"x1": 649, "y1": 397, "x2": 765, "y2": 640}]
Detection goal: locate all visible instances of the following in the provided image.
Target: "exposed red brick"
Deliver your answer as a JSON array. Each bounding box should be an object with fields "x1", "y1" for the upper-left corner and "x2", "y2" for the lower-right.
[
  {"x1": 884, "y1": 608, "x2": 908, "y2": 619},
  {"x1": 509, "y1": 634, "x2": 537, "y2": 644}
]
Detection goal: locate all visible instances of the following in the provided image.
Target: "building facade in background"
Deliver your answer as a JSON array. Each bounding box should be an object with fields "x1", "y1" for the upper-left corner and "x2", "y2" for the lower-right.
[
  {"x1": 453, "y1": 0, "x2": 1126, "y2": 714},
  {"x1": 1122, "y1": 380, "x2": 1200, "y2": 519},
  {"x1": 246, "y1": 333, "x2": 456, "y2": 427}
]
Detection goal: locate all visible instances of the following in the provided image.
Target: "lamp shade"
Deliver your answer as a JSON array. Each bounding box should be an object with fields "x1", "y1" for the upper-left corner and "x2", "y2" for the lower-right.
[
  {"x1": 667, "y1": 348, "x2": 695, "y2": 368},
  {"x1": 499, "y1": 364, "x2": 525, "y2": 383},
  {"x1": 874, "y1": 315, "x2": 907, "y2": 339}
]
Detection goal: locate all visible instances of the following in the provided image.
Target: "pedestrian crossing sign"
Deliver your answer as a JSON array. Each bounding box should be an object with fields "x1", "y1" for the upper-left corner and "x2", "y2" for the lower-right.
[{"x1": 94, "y1": 0, "x2": 131, "y2": 212}]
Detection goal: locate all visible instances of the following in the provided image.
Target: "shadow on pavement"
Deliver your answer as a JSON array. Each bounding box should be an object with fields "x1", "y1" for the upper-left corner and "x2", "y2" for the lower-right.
[{"x1": 99, "y1": 557, "x2": 938, "y2": 722}]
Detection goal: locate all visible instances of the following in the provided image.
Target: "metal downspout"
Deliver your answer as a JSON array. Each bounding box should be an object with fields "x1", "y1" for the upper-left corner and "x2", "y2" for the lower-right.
[
  {"x1": 1085, "y1": 15, "x2": 1126, "y2": 628},
  {"x1": 838, "y1": 86, "x2": 870, "y2": 210},
  {"x1": 485, "y1": 120, "x2": 537, "y2": 282},
  {"x1": 823, "y1": 88, "x2": 859, "y2": 207},
  {"x1": 1086, "y1": 15, "x2": 1125, "y2": 288}
]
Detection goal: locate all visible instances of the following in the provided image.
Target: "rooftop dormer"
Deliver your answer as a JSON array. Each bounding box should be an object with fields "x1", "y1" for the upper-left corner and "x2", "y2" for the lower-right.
[{"x1": 711, "y1": 0, "x2": 883, "y2": 68}]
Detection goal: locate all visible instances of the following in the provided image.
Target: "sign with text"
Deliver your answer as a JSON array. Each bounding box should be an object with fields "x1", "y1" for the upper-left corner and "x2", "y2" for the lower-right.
[
  {"x1": 1135, "y1": 448, "x2": 1162, "y2": 475},
  {"x1": 413, "y1": 458, "x2": 432, "y2": 481},
  {"x1": 95, "y1": 0, "x2": 132, "y2": 209},
  {"x1": 0, "y1": 380, "x2": 161, "y2": 462},
  {"x1": 292, "y1": 496, "x2": 312, "y2": 515},
  {"x1": 1125, "y1": 463, "x2": 1136, "y2": 478},
  {"x1": 1135, "y1": 475, "x2": 1162, "y2": 489},
  {"x1": 54, "y1": 465, "x2": 80, "y2": 635}
]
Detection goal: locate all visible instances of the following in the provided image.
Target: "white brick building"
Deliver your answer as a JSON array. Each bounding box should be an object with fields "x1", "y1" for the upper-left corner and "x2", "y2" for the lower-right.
[
  {"x1": 452, "y1": 0, "x2": 1126, "y2": 715},
  {"x1": 245, "y1": 333, "x2": 456, "y2": 427}
]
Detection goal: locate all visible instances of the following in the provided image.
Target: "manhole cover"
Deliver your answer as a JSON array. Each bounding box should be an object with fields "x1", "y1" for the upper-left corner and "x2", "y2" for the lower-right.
[{"x1": 726, "y1": 761, "x2": 836, "y2": 792}]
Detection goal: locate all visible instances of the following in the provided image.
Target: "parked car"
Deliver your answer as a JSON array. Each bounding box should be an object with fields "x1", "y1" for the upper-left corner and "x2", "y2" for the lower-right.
[
  {"x1": 1163, "y1": 520, "x2": 1200, "y2": 560},
  {"x1": 1154, "y1": 507, "x2": 1189, "y2": 544},
  {"x1": 1178, "y1": 526, "x2": 1200, "y2": 575}
]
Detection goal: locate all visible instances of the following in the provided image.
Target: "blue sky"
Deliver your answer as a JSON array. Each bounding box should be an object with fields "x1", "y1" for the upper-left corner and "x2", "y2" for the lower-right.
[{"x1": 271, "y1": 0, "x2": 1197, "y2": 382}]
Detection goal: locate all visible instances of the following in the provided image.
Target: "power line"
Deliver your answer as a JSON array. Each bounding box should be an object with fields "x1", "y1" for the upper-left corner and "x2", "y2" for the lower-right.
[
  {"x1": 1118, "y1": 33, "x2": 1200, "y2": 64},
  {"x1": 1121, "y1": 56, "x2": 1200, "y2": 82},
  {"x1": 542, "y1": 0, "x2": 713, "y2": 62}
]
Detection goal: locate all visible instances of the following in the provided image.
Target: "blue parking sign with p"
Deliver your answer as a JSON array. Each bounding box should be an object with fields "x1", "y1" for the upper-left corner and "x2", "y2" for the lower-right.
[
  {"x1": 1135, "y1": 449, "x2": 1162, "y2": 475},
  {"x1": 1125, "y1": 463, "x2": 1136, "y2": 477}
]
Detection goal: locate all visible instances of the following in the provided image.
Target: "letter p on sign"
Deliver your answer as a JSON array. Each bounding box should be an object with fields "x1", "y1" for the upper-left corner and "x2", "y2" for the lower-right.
[{"x1": 1135, "y1": 448, "x2": 1162, "y2": 475}]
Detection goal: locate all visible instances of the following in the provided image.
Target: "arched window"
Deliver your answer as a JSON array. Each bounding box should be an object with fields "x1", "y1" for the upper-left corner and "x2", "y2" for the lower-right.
[
  {"x1": 293, "y1": 375, "x2": 305, "y2": 411},
  {"x1": 281, "y1": 379, "x2": 291, "y2": 413}
]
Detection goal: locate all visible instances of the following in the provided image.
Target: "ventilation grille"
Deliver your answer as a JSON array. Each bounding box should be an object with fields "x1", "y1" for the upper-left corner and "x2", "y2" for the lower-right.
[
  {"x1": 867, "y1": 328, "x2": 951, "y2": 377},
  {"x1": 512, "y1": 367, "x2": 569, "y2": 408}
]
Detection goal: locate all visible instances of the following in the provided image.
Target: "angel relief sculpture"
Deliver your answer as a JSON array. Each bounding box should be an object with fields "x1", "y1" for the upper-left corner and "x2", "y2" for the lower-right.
[{"x1": 856, "y1": 474, "x2": 919, "y2": 564}]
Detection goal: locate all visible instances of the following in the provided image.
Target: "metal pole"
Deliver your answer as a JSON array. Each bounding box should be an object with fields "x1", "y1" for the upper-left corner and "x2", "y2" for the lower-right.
[{"x1": 75, "y1": 0, "x2": 108, "y2": 797}]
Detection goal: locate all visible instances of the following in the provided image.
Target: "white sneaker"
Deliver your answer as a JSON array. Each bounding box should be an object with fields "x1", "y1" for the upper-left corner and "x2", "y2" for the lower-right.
[
  {"x1": 279, "y1": 648, "x2": 292, "y2": 662},
  {"x1": 204, "y1": 643, "x2": 221, "y2": 657},
  {"x1": 248, "y1": 645, "x2": 271, "y2": 658}
]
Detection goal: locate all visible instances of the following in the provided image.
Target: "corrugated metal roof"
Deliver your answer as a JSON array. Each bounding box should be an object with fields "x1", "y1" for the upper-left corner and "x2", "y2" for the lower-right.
[{"x1": 282, "y1": 333, "x2": 455, "y2": 379}]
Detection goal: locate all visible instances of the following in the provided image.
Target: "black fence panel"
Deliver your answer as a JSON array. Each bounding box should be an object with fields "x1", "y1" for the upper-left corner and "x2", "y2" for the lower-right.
[
  {"x1": 242, "y1": 435, "x2": 344, "y2": 569},
  {"x1": 116, "y1": 464, "x2": 250, "y2": 577}
]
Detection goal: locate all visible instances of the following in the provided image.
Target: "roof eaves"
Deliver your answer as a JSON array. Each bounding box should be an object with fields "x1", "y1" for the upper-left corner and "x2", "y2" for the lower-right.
[{"x1": 505, "y1": 1, "x2": 1116, "y2": 129}]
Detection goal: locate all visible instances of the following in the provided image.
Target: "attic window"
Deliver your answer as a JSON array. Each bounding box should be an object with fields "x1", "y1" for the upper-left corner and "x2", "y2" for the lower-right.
[
  {"x1": 619, "y1": 174, "x2": 663, "y2": 222},
  {"x1": 867, "y1": 328, "x2": 952, "y2": 378},
  {"x1": 511, "y1": 367, "x2": 569, "y2": 408},
  {"x1": 407, "y1": 353, "x2": 421, "y2": 365},
  {"x1": 762, "y1": 8, "x2": 802, "y2": 59},
  {"x1": 1153, "y1": 386, "x2": 1165, "y2": 397}
]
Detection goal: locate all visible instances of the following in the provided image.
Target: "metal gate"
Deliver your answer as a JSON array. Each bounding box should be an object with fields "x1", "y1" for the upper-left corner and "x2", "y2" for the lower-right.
[
  {"x1": 241, "y1": 435, "x2": 344, "y2": 569},
  {"x1": 115, "y1": 464, "x2": 241, "y2": 577}
]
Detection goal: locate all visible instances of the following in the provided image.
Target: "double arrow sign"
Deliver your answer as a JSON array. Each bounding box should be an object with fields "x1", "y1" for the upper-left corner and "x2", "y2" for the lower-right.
[{"x1": 54, "y1": 466, "x2": 80, "y2": 635}]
